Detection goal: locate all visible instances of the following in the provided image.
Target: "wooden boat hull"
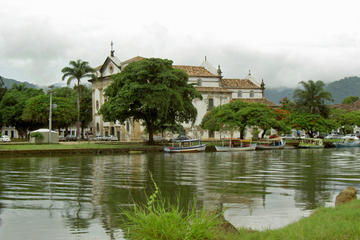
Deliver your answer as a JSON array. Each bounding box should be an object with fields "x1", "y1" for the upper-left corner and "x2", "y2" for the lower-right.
[
  {"x1": 164, "y1": 144, "x2": 207, "y2": 153},
  {"x1": 215, "y1": 144, "x2": 256, "y2": 152},
  {"x1": 298, "y1": 145, "x2": 324, "y2": 149},
  {"x1": 256, "y1": 143, "x2": 286, "y2": 150}
]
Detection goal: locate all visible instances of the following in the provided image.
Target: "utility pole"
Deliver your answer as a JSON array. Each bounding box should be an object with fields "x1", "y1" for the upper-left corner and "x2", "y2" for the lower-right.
[{"x1": 48, "y1": 85, "x2": 54, "y2": 144}]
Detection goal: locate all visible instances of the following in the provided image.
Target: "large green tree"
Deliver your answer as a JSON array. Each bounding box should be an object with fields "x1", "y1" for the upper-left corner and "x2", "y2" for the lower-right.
[
  {"x1": 99, "y1": 58, "x2": 201, "y2": 144},
  {"x1": 54, "y1": 86, "x2": 92, "y2": 137},
  {"x1": 22, "y1": 94, "x2": 77, "y2": 130},
  {"x1": 201, "y1": 100, "x2": 283, "y2": 139},
  {"x1": 0, "y1": 84, "x2": 43, "y2": 137},
  {"x1": 341, "y1": 96, "x2": 360, "y2": 104},
  {"x1": 287, "y1": 112, "x2": 335, "y2": 138},
  {"x1": 61, "y1": 60, "x2": 96, "y2": 138},
  {"x1": 293, "y1": 80, "x2": 333, "y2": 117}
]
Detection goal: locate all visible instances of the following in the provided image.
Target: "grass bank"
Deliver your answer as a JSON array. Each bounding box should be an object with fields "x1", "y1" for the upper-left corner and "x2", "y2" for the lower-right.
[
  {"x1": 0, "y1": 142, "x2": 162, "y2": 157},
  {"x1": 239, "y1": 200, "x2": 360, "y2": 240}
]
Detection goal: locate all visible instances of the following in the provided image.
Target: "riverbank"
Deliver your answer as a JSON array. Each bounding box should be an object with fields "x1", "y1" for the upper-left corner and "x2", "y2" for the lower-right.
[
  {"x1": 237, "y1": 199, "x2": 360, "y2": 240},
  {"x1": 0, "y1": 139, "x2": 337, "y2": 157},
  {"x1": 125, "y1": 198, "x2": 360, "y2": 240},
  {"x1": 0, "y1": 142, "x2": 162, "y2": 157}
]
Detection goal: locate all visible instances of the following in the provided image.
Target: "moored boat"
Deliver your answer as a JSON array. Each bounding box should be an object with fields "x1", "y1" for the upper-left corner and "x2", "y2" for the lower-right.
[
  {"x1": 334, "y1": 135, "x2": 360, "y2": 148},
  {"x1": 215, "y1": 138, "x2": 256, "y2": 152},
  {"x1": 256, "y1": 138, "x2": 286, "y2": 150},
  {"x1": 297, "y1": 138, "x2": 324, "y2": 148},
  {"x1": 164, "y1": 138, "x2": 206, "y2": 153}
]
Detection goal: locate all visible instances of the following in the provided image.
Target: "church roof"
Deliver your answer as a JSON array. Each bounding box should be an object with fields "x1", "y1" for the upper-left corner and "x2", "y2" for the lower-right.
[
  {"x1": 195, "y1": 87, "x2": 231, "y2": 93},
  {"x1": 221, "y1": 78, "x2": 260, "y2": 89},
  {"x1": 173, "y1": 65, "x2": 218, "y2": 77},
  {"x1": 121, "y1": 56, "x2": 145, "y2": 66},
  {"x1": 237, "y1": 98, "x2": 278, "y2": 107}
]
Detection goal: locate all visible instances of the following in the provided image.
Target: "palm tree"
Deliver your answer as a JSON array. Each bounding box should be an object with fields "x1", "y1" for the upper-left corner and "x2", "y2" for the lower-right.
[
  {"x1": 61, "y1": 60, "x2": 96, "y2": 138},
  {"x1": 293, "y1": 80, "x2": 333, "y2": 117}
]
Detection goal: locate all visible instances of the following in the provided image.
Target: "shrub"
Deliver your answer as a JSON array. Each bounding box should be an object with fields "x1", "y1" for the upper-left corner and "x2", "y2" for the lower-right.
[
  {"x1": 123, "y1": 180, "x2": 223, "y2": 240},
  {"x1": 30, "y1": 132, "x2": 44, "y2": 140}
]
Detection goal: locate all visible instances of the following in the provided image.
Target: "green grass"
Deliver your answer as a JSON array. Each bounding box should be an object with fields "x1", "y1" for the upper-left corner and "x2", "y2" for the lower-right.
[
  {"x1": 0, "y1": 142, "x2": 159, "y2": 151},
  {"x1": 238, "y1": 200, "x2": 360, "y2": 240}
]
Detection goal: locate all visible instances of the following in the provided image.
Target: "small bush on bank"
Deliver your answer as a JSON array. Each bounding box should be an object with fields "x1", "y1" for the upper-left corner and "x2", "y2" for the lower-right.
[{"x1": 123, "y1": 181, "x2": 228, "y2": 240}]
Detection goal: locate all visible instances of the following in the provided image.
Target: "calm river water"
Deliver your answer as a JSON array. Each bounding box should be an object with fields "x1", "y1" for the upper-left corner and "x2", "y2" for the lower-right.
[{"x1": 1, "y1": 148, "x2": 360, "y2": 240}]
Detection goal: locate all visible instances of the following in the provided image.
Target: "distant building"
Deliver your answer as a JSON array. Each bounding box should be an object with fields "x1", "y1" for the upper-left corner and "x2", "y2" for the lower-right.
[
  {"x1": 89, "y1": 46, "x2": 276, "y2": 141},
  {"x1": 1, "y1": 126, "x2": 18, "y2": 138}
]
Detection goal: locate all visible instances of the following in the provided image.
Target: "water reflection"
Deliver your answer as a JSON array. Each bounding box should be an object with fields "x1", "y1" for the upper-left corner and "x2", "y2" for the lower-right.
[{"x1": 1, "y1": 149, "x2": 360, "y2": 239}]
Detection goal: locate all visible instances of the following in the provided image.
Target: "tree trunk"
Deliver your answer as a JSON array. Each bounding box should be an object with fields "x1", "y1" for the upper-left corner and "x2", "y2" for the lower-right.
[
  {"x1": 240, "y1": 128, "x2": 245, "y2": 139},
  {"x1": 261, "y1": 129, "x2": 267, "y2": 139},
  {"x1": 147, "y1": 122, "x2": 154, "y2": 145},
  {"x1": 76, "y1": 79, "x2": 80, "y2": 139}
]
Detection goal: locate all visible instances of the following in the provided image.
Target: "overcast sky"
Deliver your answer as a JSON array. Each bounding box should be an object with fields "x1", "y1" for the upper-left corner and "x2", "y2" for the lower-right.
[{"x1": 1, "y1": 0, "x2": 360, "y2": 88}]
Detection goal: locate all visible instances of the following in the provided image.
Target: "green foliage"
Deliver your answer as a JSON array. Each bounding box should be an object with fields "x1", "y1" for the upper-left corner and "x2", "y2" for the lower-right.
[
  {"x1": 201, "y1": 100, "x2": 285, "y2": 139},
  {"x1": 341, "y1": 96, "x2": 359, "y2": 104},
  {"x1": 22, "y1": 94, "x2": 77, "y2": 129},
  {"x1": 123, "y1": 181, "x2": 223, "y2": 240},
  {"x1": 329, "y1": 108, "x2": 360, "y2": 134},
  {"x1": 100, "y1": 58, "x2": 201, "y2": 144},
  {"x1": 61, "y1": 59, "x2": 96, "y2": 137},
  {"x1": 30, "y1": 132, "x2": 44, "y2": 140},
  {"x1": 0, "y1": 84, "x2": 44, "y2": 137},
  {"x1": 239, "y1": 200, "x2": 360, "y2": 240},
  {"x1": 287, "y1": 112, "x2": 335, "y2": 137},
  {"x1": 293, "y1": 80, "x2": 333, "y2": 117},
  {"x1": 325, "y1": 76, "x2": 360, "y2": 104}
]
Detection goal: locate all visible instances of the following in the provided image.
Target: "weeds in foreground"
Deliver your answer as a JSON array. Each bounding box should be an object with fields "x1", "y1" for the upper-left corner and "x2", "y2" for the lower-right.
[{"x1": 122, "y1": 178, "x2": 224, "y2": 240}]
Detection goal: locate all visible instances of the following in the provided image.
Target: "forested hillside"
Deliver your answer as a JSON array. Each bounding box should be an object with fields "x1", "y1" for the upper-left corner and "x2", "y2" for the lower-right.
[
  {"x1": 266, "y1": 76, "x2": 360, "y2": 104},
  {"x1": 0, "y1": 75, "x2": 38, "y2": 89}
]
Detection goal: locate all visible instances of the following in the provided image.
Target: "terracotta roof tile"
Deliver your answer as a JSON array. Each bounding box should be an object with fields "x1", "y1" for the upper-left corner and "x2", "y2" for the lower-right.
[
  {"x1": 195, "y1": 87, "x2": 232, "y2": 93},
  {"x1": 173, "y1": 65, "x2": 217, "y2": 77},
  {"x1": 236, "y1": 98, "x2": 278, "y2": 107},
  {"x1": 121, "y1": 56, "x2": 145, "y2": 65},
  {"x1": 221, "y1": 78, "x2": 260, "y2": 89},
  {"x1": 331, "y1": 101, "x2": 360, "y2": 111}
]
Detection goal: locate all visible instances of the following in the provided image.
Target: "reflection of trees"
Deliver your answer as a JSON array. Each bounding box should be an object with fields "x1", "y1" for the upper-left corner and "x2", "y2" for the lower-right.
[
  {"x1": 62, "y1": 156, "x2": 95, "y2": 234},
  {"x1": 291, "y1": 149, "x2": 332, "y2": 209}
]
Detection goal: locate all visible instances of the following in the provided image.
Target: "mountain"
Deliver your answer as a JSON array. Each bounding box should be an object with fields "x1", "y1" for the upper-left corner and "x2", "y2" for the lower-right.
[
  {"x1": 266, "y1": 76, "x2": 360, "y2": 105},
  {"x1": 265, "y1": 87, "x2": 294, "y2": 105},
  {"x1": 325, "y1": 76, "x2": 360, "y2": 104},
  {"x1": 0, "y1": 75, "x2": 39, "y2": 89}
]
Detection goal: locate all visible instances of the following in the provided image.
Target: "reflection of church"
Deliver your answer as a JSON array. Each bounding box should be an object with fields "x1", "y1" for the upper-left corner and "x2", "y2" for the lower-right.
[{"x1": 89, "y1": 45, "x2": 276, "y2": 141}]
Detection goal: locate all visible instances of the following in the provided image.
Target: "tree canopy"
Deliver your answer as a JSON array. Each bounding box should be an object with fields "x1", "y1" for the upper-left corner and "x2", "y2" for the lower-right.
[
  {"x1": 22, "y1": 94, "x2": 77, "y2": 129},
  {"x1": 61, "y1": 59, "x2": 96, "y2": 138},
  {"x1": 201, "y1": 100, "x2": 284, "y2": 139},
  {"x1": 0, "y1": 84, "x2": 44, "y2": 137},
  {"x1": 293, "y1": 80, "x2": 332, "y2": 117},
  {"x1": 341, "y1": 96, "x2": 360, "y2": 104},
  {"x1": 99, "y1": 58, "x2": 202, "y2": 144}
]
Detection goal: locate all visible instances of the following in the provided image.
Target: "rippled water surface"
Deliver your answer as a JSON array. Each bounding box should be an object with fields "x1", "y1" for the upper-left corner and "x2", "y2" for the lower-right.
[{"x1": 1, "y1": 148, "x2": 360, "y2": 239}]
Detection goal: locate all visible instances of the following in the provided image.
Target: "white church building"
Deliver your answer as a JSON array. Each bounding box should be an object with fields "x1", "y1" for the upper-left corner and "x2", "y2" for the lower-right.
[{"x1": 89, "y1": 48, "x2": 276, "y2": 141}]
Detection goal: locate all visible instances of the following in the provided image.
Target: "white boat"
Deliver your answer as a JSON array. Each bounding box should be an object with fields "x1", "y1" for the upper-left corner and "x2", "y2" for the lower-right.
[
  {"x1": 334, "y1": 135, "x2": 360, "y2": 148},
  {"x1": 256, "y1": 138, "x2": 286, "y2": 150},
  {"x1": 164, "y1": 138, "x2": 206, "y2": 153},
  {"x1": 215, "y1": 139, "x2": 256, "y2": 152}
]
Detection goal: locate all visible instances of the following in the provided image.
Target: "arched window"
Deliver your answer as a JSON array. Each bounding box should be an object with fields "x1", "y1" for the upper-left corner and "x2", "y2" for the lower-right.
[
  {"x1": 250, "y1": 91, "x2": 254, "y2": 98},
  {"x1": 237, "y1": 90, "x2": 242, "y2": 98},
  {"x1": 96, "y1": 100, "x2": 99, "y2": 111},
  {"x1": 207, "y1": 98, "x2": 214, "y2": 111}
]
